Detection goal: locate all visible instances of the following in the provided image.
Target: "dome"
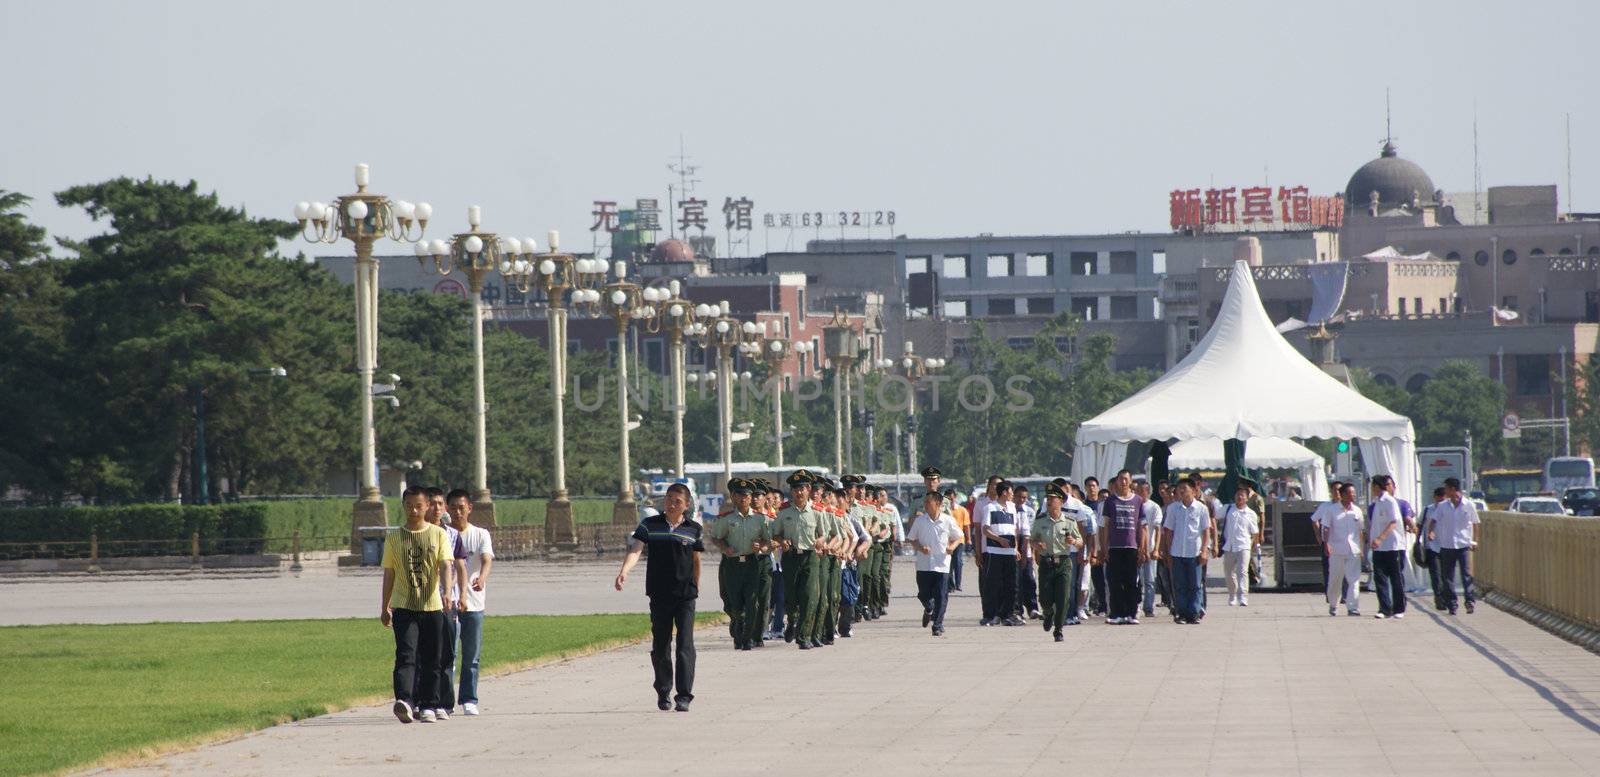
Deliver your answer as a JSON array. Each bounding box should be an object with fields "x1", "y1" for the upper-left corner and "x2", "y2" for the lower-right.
[
  {"x1": 1343, "y1": 141, "x2": 1436, "y2": 210},
  {"x1": 650, "y1": 238, "x2": 694, "y2": 263}
]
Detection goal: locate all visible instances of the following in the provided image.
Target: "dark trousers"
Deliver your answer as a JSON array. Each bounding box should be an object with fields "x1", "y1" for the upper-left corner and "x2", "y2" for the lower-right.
[
  {"x1": 782, "y1": 550, "x2": 819, "y2": 638},
  {"x1": 1171, "y1": 556, "x2": 1202, "y2": 621},
  {"x1": 1065, "y1": 555, "x2": 1085, "y2": 619},
  {"x1": 1155, "y1": 559, "x2": 1173, "y2": 606},
  {"x1": 1107, "y1": 548, "x2": 1140, "y2": 619},
  {"x1": 879, "y1": 541, "x2": 893, "y2": 605},
  {"x1": 1372, "y1": 549, "x2": 1407, "y2": 616},
  {"x1": 648, "y1": 596, "x2": 696, "y2": 702},
  {"x1": 1016, "y1": 556, "x2": 1039, "y2": 614},
  {"x1": 981, "y1": 553, "x2": 1018, "y2": 620},
  {"x1": 915, "y1": 570, "x2": 950, "y2": 628},
  {"x1": 721, "y1": 556, "x2": 762, "y2": 645},
  {"x1": 768, "y1": 561, "x2": 786, "y2": 633},
  {"x1": 1425, "y1": 548, "x2": 1444, "y2": 607},
  {"x1": 1438, "y1": 547, "x2": 1476, "y2": 611},
  {"x1": 818, "y1": 557, "x2": 841, "y2": 641},
  {"x1": 755, "y1": 562, "x2": 773, "y2": 636},
  {"x1": 1038, "y1": 557, "x2": 1072, "y2": 632},
  {"x1": 391, "y1": 608, "x2": 444, "y2": 707},
  {"x1": 1090, "y1": 563, "x2": 1107, "y2": 614},
  {"x1": 950, "y1": 544, "x2": 966, "y2": 590},
  {"x1": 436, "y1": 612, "x2": 459, "y2": 709}
]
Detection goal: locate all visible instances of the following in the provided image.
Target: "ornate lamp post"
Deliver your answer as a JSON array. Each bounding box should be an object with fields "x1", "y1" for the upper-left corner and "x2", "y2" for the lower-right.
[
  {"x1": 293, "y1": 164, "x2": 430, "y2": 552},
  {"x1": 657, "y1": 280, "x2": 699, "y2": 479},
  {"x1": 758, "y1": 329, "x2": 810, "y2": 469},
  {"x1": 822, "y1": 309, "x2": 861, "y2": 476},
  {"x1": 599, "y1": 260, "x2": 661, "y2": 525},
  {"x1": 412, "y1": 206, "x2": 535, "y2": 527},
  {"x1": 519, "y1": 233, "x2": 605, "y2": 549},
  {"x1": 877, "y1": 341, "x2": 944, "y2": 476},
  {"x1": 704, "y1": 301, "x2": 742, "y2": 491}
]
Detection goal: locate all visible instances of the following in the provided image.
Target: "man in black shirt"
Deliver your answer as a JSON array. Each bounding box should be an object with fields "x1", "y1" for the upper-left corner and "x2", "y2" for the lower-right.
[{"x1": 615, "y1": 483, "x2": 704, "y2": 712}]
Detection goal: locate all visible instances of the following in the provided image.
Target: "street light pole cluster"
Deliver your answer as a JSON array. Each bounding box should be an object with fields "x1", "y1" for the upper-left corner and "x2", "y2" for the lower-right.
[{"x1": 875, "y1": 342, "x2": 945, "y2": 478}]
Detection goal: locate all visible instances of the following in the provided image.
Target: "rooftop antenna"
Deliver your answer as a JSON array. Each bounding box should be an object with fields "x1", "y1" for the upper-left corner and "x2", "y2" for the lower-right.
[
  {"x1": 1473, "y1": 101, "x2": 1483, "y2": 225},
  {"x1": 1381, "y1": 87, "x2": 1396, "y2": 156},
  {"x1": 1566, "y1": 112, "x2": 1573, "y2": 217},
  {"x1": 666, "y1": 135, "x2": 701, "y2": 240}
]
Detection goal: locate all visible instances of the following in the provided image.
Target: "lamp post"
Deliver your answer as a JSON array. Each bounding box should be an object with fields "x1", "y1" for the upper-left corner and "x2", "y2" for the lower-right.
[
  {"x1": 878, "y1": 342, "x2": 945, "y2": 476},
  {"x1": 658, "y1": 281, "x2": 701, "y2": 479},
  {"x1": 704, "y1": 301, "x2": 741, "y2": 492},
  {"x1": 599, "y1": 260, "x2": 662, "y2": 526},
  {"x1": 293, "y1": 164, "x2": 430, "y2": 551},
  {"x1": 523, "y1": 235, "x2": 606, "y2": 550},
  {"x1": 412, "y1": 206, "x2": 536, "y2": 527},
  {"x1": 822, "y1": 309, "x2": 860, "y2": 476},
  {"x1": 759, "y1": 331, "x2": 809, "y2": 469}
]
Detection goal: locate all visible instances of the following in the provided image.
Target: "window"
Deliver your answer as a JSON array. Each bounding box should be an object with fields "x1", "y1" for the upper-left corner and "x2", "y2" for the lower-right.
[
  {"x1": 986, "y1": 254, "x2": 1013, "y2": 277},
  {"x1": 1445, "y1": 251, "x2": 1461, "y2": 262},
  {"x1": 942, "y1": 299, "x2": 970, "y2": 318},
  {"x1": 782, "y1": 313, "x2": 790, "y2": 339},
  {"x1": 1025, "y1": 253, "x2": 1052, "y2": 277},
  {"x1": 1502, "y1": 249, "x2": 1518, "y2": 266},
  {"x1": 1397, "y1": 298, "x2": 1407, "y2": 317},
  {"x1": 812, "y1": 338, "x2": 821, "y2": 370},
  {"x1": 1006, "y1": 337, "x2": 1032, "y2": 350},
  {"x1": 952, "y1": 338, "x2": 972, "y2": 358},
  {"x1": 1590, "y1": 246, "x2": 1600, "y2": 257},
  {"x1": 606, "y1": 337, "x2": 619, "y2": 356},
  {"x1": 1109, "y1": 250, "x2": 1137, "y2": 275},
  {"x1": 1415, "y1": 297, "x2": 1423, "y2": 315},
  {"x1": 798, "y1": 288, "x2": 806, "y2": 316},
  {"x1": 1531, "y1": 248, "x2": 1546, "y2": 256},
  {"x1": 1070, "y1": 251, "x2": 1097, "y2": 275},
  {"x1": 942, "y1": 255, "x2": 970, "y2": 278},
  {"x1": 645, "y1": 338, "x2": 664, "y2": 373},
  {"x1": 1474, "y1": 250, "x2": 1490, "y2": 266},
  {"x1": 1185, "y1": 320, "x2": 1200, "y2": 346},
  {"x1": 1109, "y1": 295, "x2": 1137, "y2": 319},
  {"x1": 988, "y1": 298, "x2": 1016, "y2": 316},
  {"x1": 1559, "y1": 247, "x2": 1574, "y2": 256},
  {"x1": 1440, "y1": 297, "x2": 1449, "y2": 314},
  {"x1": 1071, "y1": 297, "x2": 1098, "y2": 321},
  {"x1": 1152, "y1": 250, "x2": 1167, "y2": 274},
  {"x1": 1054, "y1": 336, "x2": 1076, "y2": 354},
  {"x1": 1515, "y1": 354, "x2": 1550, "y2": 396},
  {"x1": 905, "y1": 256, "x2": 929, "y2": 276},
  {"x1": 1027, "y1": 296, "x2": 1055, "y2": 315}
]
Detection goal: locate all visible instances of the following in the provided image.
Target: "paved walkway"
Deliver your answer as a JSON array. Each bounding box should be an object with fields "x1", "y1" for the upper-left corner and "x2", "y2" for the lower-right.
[{"x1": 88, "y1": 559, "x2": 1600, "y2": 777}]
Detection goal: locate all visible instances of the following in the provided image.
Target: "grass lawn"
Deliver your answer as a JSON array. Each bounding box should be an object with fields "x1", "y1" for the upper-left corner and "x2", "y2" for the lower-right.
[{"x1": 0, "y1": 612, "x2": 720, "y2": 777}]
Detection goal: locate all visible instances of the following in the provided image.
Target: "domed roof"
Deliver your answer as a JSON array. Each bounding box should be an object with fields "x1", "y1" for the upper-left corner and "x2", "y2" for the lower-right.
[
  {"x1": 650, "y1": 238, "x2": 694, "y2": 263},
  {"x1": 1344, "y1": 141, "x2": 1436, "y2": 210}
]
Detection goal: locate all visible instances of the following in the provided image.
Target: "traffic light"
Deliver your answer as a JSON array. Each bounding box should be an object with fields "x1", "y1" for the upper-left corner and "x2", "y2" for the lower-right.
[
  {"x1": 1333, "y1": 440, "x2": 1352, "y2": 476},
  {"x1": 864, "y1": 409, "x2": 876, "y2": 428}
]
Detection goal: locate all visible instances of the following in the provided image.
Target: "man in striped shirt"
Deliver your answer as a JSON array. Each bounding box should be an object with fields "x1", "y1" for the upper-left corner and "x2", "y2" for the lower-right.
[{"x1": 978, "y1": 481, "x2": 1023, "y2": 626}]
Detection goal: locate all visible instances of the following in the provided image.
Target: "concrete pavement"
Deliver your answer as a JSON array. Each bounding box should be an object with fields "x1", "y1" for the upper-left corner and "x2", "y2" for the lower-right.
[{"x1": 84, "y1": 559, "x2": 1600, "y2": 777}]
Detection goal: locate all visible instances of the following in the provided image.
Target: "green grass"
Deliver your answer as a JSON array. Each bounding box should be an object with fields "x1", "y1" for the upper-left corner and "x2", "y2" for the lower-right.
[{"x1": 0, "y1": 613, "x2": 720, "y2": 777}]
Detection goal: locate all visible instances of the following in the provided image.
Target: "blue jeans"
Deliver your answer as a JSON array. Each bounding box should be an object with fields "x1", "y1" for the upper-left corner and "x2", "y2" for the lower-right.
[
  {"x1": 1065, "y1": 556, "x2": 1085, "y2": 620},
  {"x1": 950, "y1": 544, "x2": 966, "y2": 590},
  {"x1": 457, "y1": 610, "x2": 484, "y2": 705},
  {"x1": 1139, "y1": 559, "x2": 1158, "y2": 614},
  {"x1": 1172, "y1": 556, "x2": 1202, "y2": 620},
  {"x1": 1438, "y1": 547, "x2": 1476, "y2": 610},
  {"x1": 915, "y1": 570, "x2": 950, "y2": 628}
]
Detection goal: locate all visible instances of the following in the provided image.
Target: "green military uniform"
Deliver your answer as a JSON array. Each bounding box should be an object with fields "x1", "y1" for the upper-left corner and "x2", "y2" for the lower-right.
[
  {"x1": 875, "y1": 498, "x2": 896, "y2": 614},
  {"x1": 776, "y1": 471, "x2": 825, "y2": 650},
  {"x1": 754, "y1": 480, "x2": 777, "y2": 640},
  {"x1": 852, "y1": 498, "x2": 878, "y2": 621},
  {"x1": 814, "y1": 501, "x2": 844, "y2": 645},
  {"x1": 1033, "y1": 485, "x2": 1084, "y2": 639},
  {"x1": 709, "y1": 480, "x2": 774, "y2": 651}
]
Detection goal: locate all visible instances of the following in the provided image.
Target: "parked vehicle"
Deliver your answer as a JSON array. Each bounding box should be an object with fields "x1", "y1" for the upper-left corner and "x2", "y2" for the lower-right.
[
  {"x1": 1544, "y1": 456, "x2": 1596, "y2": 496},
  {"x1": 1508, "y1": 496, "x2": 1568, "y2": 515},
  {"x1": 1478, "y1": 469, "x2": 1543, "y2": 510},
  {"x1": 1561, "y1": 487, "x2": 1600, "y2": 516}
]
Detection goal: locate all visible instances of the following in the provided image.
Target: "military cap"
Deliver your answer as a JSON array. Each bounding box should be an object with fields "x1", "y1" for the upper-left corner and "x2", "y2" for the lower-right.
[
  {"x1": 1050, "y1": 477, "x2": 1070, "y2": 488},
  {"x1": 840, "y1": 474, "x2": 864, "y2": 486},
  {"x1": 728, "y1": 477, "x2": 754, "y2": 495},
  {"x1": 786, "y1": 469, "x2": 814, "y2": 487},
  {"x1": 1045, "y1": 484, "x2": 1068, "y2": 500},
  {"x1": 920, "y1": 465, "x2": 941, "y2": 478}
]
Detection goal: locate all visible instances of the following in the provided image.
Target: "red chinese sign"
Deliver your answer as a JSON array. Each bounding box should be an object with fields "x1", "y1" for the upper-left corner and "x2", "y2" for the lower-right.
[{"x1": 1170, "y1": 186, "x2": 1343, "y2": 231}]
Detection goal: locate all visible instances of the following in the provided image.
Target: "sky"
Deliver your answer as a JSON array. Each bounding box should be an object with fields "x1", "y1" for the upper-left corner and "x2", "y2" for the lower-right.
[{"x1": 3, "y1": 0, "x2": 1597, "y2": 257}]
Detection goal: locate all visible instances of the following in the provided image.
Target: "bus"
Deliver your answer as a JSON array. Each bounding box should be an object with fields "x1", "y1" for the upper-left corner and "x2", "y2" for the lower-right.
[
  {"x1": 1476, "y1": 468, "x2": 1543, "y2": 510},
  {"x1": 1544, "y1": 456, "x2": 1597, "y2": 495}
]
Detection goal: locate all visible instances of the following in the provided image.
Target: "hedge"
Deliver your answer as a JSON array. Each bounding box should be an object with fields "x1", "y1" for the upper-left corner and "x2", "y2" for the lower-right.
[{"x1": 0, "y1": 504, "x2": 268, "y2": 557}]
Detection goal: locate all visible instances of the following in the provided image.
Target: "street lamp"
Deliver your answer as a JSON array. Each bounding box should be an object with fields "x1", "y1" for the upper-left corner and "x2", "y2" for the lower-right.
[
  {"x1": 885, "y1": 341, "x2": 945, "y2": 477},
  {"x1": 657, "y1": 280, "x2": 699, "y2": 479},
  {"x1": 293, "y1": 164, "x2": 430, "y2": 548},
  {"x1": 822, "y1": 309, "x2": 861, "y2": 475},
  {"x1": 413, "y1": 206, "x2": 535, "y2": 527},
  {"x1": 599, "y1": 260, "x2": 661, "y2": 525},
  {"x1": 759, "y1": 329, "x2": 809, "y2": 468},
  {"x1": 703, "y1": 302, "x2": 742, "y2": 491}
]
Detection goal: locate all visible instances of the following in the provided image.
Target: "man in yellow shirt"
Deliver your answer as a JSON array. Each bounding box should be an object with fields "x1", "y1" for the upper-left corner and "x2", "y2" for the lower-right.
[{"x1": 381, "y1": 485, "x2": 456, "y2": 724}]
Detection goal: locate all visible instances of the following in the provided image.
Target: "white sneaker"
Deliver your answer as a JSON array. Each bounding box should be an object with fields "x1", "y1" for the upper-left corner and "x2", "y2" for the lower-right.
[
  {"x1": 1392, "y1": 612, "x2": 1404, "y2": 619},
  {"x1": 1373, "y1": 613, "x2": 1389, "y2": 619},
  {"x1": 1227, "y1": 598, "x2": 1237, "y2": 606},
  {"x1": 1240, "y1": 600, "x2": 1248, "y2": 607},
  {"x1": 418, "y1": 708, "x2": 436, "y2": 723},
  {"x1": 462, "y1": 703, "x2": 480, "y2": 716},
  {"x1": 433, "y1": 708, "x2": 450, "y2": 721},
  {"x1": 393, "y1": 700, "x2": 414, "y2": 724}
]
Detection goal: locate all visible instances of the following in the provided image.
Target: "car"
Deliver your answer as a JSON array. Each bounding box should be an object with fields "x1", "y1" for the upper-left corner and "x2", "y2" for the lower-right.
[
  {"x1": 1562, "y1": 487, "x2": 1600, "y2": 516},
  {"x1": 1508, "y1": 496, "x2": 1568, "y2": 515}
]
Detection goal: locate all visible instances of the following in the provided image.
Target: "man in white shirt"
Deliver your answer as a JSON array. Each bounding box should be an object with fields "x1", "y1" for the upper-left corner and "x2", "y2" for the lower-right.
[
  {"x1": 1218, "y1": 481, "x2": 1262, "y2": 607},
  {"x1": 1322, "y1": 483, "x2": 1365, "y2": 617},
  {"x1": 1430, "y1": 477, "x2": 1480, "y2": 615},
  {"x1": 971, "y1": 475, "x2": 1002, "y2": 605},
  {"x1": 1367, "y1": 475, "x2": 1408, "y2": 619},
  {"x1": 1160, "y1": 478, "x2": 1211, "y2": 624},
  {"x1": 1310, "y1": 481, "x2": 1346, "y2": 603},
  {"x1": 978, "y1": 481, "x2": 1022, "y2": 626},
  {"x1": 1135, "y1": 480, "x2": 1164, "y2": 617},
  {"x1": 447, "y1": 489, "x2": 494, "y2": 716},
  {"x1": 908, "y1": 491, "x2": 963, "y2": 636}
]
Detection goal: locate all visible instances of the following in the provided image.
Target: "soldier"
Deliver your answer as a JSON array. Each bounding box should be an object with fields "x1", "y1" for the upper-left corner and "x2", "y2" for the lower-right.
[
  {"x1": 878, "y1": 486, "x2": 903, "y2": 613},
  {"x1": 753, "y1": 479, "x2": 779, "y2": 644},
  {"x1": 816, "y1": 482, "x2": 847, "y2": 646},
  {"x1": 709, "y1": 478, "x2": 775, "y2": 650},
  {"x1": 775, "y1": 470, "x2": 825, "y2": 650},
  {"x1": 1032, "y1": 483, "x2": 1085, "y2": 641},
  {"x1": 838, "y1": 476, "x2": 871, "y2": 637}
]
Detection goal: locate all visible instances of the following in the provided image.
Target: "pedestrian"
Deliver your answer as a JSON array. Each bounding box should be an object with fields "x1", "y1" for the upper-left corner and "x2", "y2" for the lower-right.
[
  {"x1": 1218, "y1": 481, "x2": 1262, "y2": 607},
  {"x1": 812, "y1": 482, "x2": 846, "y2": 647},
  {"x1": 972, "y1": 475, "x2": 1003, "y2": 610},
  {"x1": 1032, "y1": 483, "x2": 1084, "y2": 641},
  {"x1": 1097, "y1": 470, "x2": 1147, "y2": 624},
  {"x1": 424, "y1": 487, "x2": 466, "y2": 720},
  {"x1": 1153, "y1": 481, "x2": 1174, "y2": 610},
  {"x1": 1063, "y1": 479, "x2": 1098, "y2": 624},
  {"x1": 1420, "y1": 487, "x2": 1447, "y2": 609},
  {"x1": 880, "y1": 486, "x2": 904, "y2": 607},
  {"x1": 1082, "y1": 476, "x2": 1109, "y2": 616},
  {"x1": 709, "y1": 478, "x2": 774, "y2": 650},
  {"x1": 754, "y1": 481, "x2": 780, "y2": 643},
  {"x1": 978, "y1": 480, "x2": 1022, "y2": 626},
  {"x1": 908, "y1": 491, "x2": 962, "y2": 636},
  {"x1": 943, "y1": 486, "x2": 971, "y2": 592},
  {"x1": 1013, "y1": 485, "x2": 1042, "y2": 620},
  {"x1": 614, "y1": 482, "x2": 704, "y2": 711},
  {"x1": 1322, "y1": 483, "x2": 1365, "y2": 617},
  {"x1": 839, "y1": 481, "x2": 872, "y2": 638},
  {"x1": 446, "y1": 489, "x2": 493, "y2": 716},
  {"x1": 381, "y1": 486, "x2": 455, "y2": 724},
  {"x1": 1160, "y1": 479, "x2": 1210, "y2": 625},
  {"x1": 1135, "y1": 479, "x2": 1164, "y2": 617},
  {"x1": 1430, "y1": 477, "x2": 1480, "y2": 616},
  {"x1": 1311, "y1": 481, "x2": 1346, "y2": 602},
  {"x1": 1367, "y1": 475, "x2": 1408, "y2": 619}
]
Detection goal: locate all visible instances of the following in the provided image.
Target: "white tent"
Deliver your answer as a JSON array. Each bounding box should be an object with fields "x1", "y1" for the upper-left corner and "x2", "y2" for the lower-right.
[
  {"x1": 1166, "y1": 437, "x2": 1329, "y2": 501},
  {"x1": 1073, "y1": 259, "x2": 1417, "y2": 505}
]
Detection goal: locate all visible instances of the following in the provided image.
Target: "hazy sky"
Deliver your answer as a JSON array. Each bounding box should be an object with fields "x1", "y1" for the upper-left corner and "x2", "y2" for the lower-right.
[{"x1": 4, "y1": 0, "x2": 1596, "y2": 257}]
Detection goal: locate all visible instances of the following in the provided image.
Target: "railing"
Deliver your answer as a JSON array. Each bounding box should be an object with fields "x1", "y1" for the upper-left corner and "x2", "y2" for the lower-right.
[
  {"x1": 0, "y1": 532, "x2": 347, "y2": 568},
  {"x1": 1477, "y1": 511, "x2": 1600, "y2": 630}
]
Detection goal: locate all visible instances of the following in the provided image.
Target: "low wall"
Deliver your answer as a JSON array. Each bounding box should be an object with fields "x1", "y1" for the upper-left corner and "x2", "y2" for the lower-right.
[{"x1": 1477, "y1": 511, "x2": 1600, "y2": 632}]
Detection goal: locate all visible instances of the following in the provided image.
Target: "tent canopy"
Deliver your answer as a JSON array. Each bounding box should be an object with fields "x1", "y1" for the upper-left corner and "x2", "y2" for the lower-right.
[
  {"x1": 1168, "y1": 436, "x2": 1322, "y2": 470},
  {"x1": 1072, "y1": 259, "x2": 1415, "y2": 503}
]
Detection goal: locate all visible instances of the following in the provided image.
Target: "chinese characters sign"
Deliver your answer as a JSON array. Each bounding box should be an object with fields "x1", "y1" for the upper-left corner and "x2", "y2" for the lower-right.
[
  {"x1": 589, "y1": 196, "x2": 755, "y2": 234},
  {"x1": 1169, "y1": 186, "x2": 1343, "y2": 232},
  {"x1": 762, "y1": 209, "x2": 897, "y2": 229}
]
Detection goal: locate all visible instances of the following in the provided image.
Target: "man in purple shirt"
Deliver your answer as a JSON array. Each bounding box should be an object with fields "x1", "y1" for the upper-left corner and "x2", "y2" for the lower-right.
[{"x1": 1096, "y1": 470, "x2": 1148, "y2": 625}]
